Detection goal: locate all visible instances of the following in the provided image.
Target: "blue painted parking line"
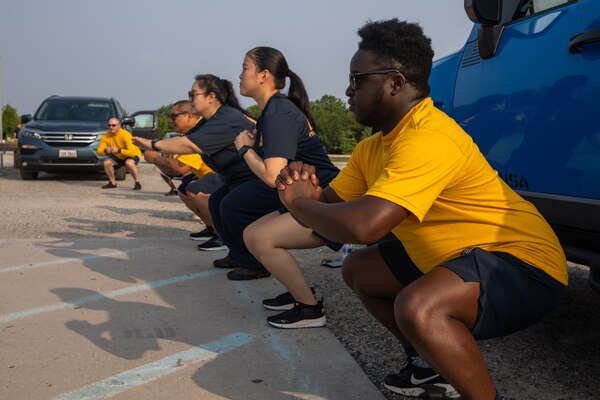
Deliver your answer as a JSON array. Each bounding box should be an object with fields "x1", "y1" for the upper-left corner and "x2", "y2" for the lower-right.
[
  {"x1": 0, "y1": 269, "x2": 226, "y2": 323},
  {"x1": 51, "y1": 332, "x2": 255, "y2": 400},
  {"x1": 0, "y1": 248, "x2": 151, "y2": 273}
]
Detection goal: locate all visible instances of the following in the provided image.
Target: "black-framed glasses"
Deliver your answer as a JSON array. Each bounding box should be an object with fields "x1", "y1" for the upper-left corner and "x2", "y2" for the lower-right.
[
  {"x1": 107, "y1": 123, "x2": 118, "y2": 127},
  {"x1": 188, "y1": 91, "x2": 207, "y2": 100},
  {"x1": 169, "y1": 111, "x2": 188, "y2": 120},
  {"x1": 348, "y1": 69, "x2": 400, "y2": 90}
]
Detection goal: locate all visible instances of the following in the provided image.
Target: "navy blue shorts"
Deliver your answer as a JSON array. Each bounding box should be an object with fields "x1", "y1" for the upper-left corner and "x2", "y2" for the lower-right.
[
  {"x1": 108, "y1": 155, "x2": 139, "y2": 167},
  {"x1": 183, "y1": 173, "x2": 223, "y2": 195},
  {"x1": 378, "y1": 237, "x2": 566, "y2": 340}
]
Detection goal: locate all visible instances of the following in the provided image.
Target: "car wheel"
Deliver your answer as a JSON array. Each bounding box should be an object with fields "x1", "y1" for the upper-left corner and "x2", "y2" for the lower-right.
[
  {"x1": 114, "y1": 166, "x2": 126, "y2": 181},
  {"x1": 19, "y1": 169, "x2": 39, "y2": 180}
]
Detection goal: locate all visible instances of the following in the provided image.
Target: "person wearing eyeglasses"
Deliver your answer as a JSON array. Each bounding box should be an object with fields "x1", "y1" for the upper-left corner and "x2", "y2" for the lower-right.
[
  {"x1": 97, "y1": 118, "x2": 142, "y2": 190},
  {"x1": 274, "y1": 19, "x2": 567, "y2": 400},
  {"x1": 143, "y1": 100, "x2": 223, "y2": 243},
  {"x1": 133, "y1": 74, "x2": 256, "y2": 256}
]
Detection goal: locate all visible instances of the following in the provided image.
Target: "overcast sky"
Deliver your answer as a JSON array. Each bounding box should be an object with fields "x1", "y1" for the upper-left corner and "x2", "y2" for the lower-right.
[{"x1": 0, "y1": 0, "x2": 472, "y2": 115}]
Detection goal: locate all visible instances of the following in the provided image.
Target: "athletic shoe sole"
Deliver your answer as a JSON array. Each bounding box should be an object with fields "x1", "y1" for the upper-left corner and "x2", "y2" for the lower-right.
[
  {"x1": 263, "y1": 303, "x2": 295, "y2": 311},
  {"x1": 267, "y1": 315, "x2": 326, "y2": 329},
  {"x1": 189, "y1": 236, "x2": 213, "y2": 241},
  {"x1": 197, "y1": 245, "x2": 228, "y2": 251}
]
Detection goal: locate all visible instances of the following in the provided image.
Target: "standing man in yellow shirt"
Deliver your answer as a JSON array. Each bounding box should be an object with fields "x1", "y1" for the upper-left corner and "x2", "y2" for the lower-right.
[
  {"x1": 97, "y1": 118, "x2": 142, "y2": 190},
  {"x1": 276, "y1": 19, "x2": 567, "y2": 400}
]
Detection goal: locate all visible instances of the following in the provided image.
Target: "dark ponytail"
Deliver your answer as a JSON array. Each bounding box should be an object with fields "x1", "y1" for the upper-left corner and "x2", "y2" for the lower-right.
[
  {"x1": 246, "y1": 46, "x2": 316, "y2": 130},
  {"x1": 194, "y1": 74, "x2": 254, "y2": 119}
]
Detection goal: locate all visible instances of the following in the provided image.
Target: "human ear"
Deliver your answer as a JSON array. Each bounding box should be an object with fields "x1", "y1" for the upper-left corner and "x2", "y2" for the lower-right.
[{"x1": 390, "y1": 72, "x2": 407, "y2": 95}]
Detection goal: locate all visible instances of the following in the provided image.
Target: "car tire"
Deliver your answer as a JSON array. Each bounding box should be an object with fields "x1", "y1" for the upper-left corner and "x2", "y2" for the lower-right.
[
  {"x1": 19, "y1": 169, "x2": 39, "y2": 180},
  {"x1": 115, "y1": 166, "x2": 126, "y2": 181}
]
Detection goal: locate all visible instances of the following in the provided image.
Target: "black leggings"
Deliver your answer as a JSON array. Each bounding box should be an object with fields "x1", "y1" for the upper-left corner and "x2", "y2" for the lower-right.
[{"x1": 208, "y1": 178, "x2": 282, "y2": 270}]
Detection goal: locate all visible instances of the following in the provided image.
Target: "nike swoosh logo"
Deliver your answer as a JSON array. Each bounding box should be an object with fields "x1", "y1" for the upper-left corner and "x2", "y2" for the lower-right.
[{"x1": 410, "y1": 373, "x2": 439, "y2": 385}]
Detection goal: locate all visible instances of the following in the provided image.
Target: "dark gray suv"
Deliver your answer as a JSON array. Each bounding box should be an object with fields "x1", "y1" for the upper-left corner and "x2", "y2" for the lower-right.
[{"x1": 18, "y1": 96, "x2": 156, "y2": 180}]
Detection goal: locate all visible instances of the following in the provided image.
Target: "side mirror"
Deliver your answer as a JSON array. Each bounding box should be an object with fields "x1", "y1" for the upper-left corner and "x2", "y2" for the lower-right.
[
  {"x1": 465, "y1": 0, "x2": 502, "y2": 25},
  {"x1": 465, "y1": 0, "x2": 504, "y2": 59},
  {"x1": 21, "y1": 114, "x2": 32, "y2": 124},
  {"x1": 121, "y1": 117, "x2": 136, "y2": 127}
]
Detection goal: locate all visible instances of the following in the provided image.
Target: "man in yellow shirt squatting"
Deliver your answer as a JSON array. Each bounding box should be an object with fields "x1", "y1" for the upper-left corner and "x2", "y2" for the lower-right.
[
  {"x1": 97, "y1": 118, "x2": 142, "y2": 190},
  {"x1": 276, "y1": 19, "x2": 568, "y2": 400}
]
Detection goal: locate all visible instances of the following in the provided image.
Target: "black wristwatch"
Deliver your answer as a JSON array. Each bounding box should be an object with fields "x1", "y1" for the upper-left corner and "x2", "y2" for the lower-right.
[
  {"x1": 238, "y1": 145, "x2": 252, "y2": 158},
  {"x1": 151, "y1": 139, "x2": 160, "y2": 151}
]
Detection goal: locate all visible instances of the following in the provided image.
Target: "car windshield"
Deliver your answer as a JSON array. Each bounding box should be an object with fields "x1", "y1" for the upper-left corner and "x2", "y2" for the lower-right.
[{"x1": 35, "y1": 99, "x2": 116, "y2": 122}]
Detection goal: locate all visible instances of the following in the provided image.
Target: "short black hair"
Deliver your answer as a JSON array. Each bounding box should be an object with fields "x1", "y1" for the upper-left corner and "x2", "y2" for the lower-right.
[{"x1": 357, "y1": 19, "x2": 434, "y2": 96}]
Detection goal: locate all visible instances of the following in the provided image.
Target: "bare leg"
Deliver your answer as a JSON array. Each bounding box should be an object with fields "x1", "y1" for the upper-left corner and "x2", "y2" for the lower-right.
[
  {"x1": 103, "y1": 159, "x2": 117, "y2": 185},
  {"x1": 341, "y1": 245, "x2": 411, "y2": 345},
  {"x1": 395, "y1": 267, "x2": 495, "y2": 400},
  {"x1": 161, "y1": 174, "x2": 176, "y2": 190},
  {"x1": 189, "y1": 192, "x2": 213, "y2": 227},
  {"x1": 244, "y1": 212, "x2": 324, "y2": 305},
  {"x1": 179, "y1": 191, "x2": 203, "y2": 220},
  {"x1": 125, "y1": 159, "x2": 140, "y2": 183}
]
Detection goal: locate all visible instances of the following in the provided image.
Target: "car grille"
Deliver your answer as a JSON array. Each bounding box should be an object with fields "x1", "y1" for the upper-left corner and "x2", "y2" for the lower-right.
[{"x1": 41, "y1": 132, "x2": 98, "y2": 147}]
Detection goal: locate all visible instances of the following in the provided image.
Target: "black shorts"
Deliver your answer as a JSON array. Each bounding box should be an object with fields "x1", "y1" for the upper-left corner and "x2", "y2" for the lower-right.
[
  {"x1": 108, "y1": 155, "x2": 139, "y2": 168},
  {"x1": 183, "y1": 173, "x2": 223, "y2": 196},
  {"x1": 378, "y1": 237, "x2": 566, "y2": 340}
]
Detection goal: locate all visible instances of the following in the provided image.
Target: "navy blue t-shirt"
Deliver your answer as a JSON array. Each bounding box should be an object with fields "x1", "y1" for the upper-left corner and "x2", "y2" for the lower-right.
[
  {"x1": 186, "y1": 105, "x2": 256, "y2": 187},
  {"x1": 255, "y1": 93, "x2": 339, "y2": 186}
]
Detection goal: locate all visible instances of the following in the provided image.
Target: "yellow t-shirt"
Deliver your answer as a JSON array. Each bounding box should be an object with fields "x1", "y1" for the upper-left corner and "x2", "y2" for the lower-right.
[
  {"x1": 329, "y1": 98, "x2": 567, "y2": 285},
  {"x1": 97, "y1": 128, "x2": 142, "y2": 160},
  {"x1": 175, "y1": 153, "x2": 214, "y2": 178}
]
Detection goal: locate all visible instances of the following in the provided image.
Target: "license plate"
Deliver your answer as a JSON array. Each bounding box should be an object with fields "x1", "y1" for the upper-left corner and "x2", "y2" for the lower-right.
[{"x1": 58, "y1": 149, "x2": 77, "y2": 158}]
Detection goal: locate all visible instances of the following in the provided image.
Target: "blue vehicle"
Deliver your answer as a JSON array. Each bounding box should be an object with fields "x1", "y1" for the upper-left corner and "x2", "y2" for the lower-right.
[{"x1": 429, "y1": 0, "x2": 600, "y2": 292}]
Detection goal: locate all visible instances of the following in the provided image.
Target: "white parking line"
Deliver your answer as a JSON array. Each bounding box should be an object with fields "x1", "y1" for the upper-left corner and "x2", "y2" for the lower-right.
[
  {"x1": 51, "y1": 332, "x2": 255, "y2": 400},
  {"x1": 0, "y1": 248, "x2": 151, "y2": 273},
  {"x1": 0, "y1": 269, "x2": 226, "y2": 323}
]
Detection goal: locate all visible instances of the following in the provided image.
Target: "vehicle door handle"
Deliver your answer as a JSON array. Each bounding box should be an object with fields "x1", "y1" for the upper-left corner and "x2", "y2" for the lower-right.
[{"x1": 569, "y1": 28, "x2": 600, "y2": 53}]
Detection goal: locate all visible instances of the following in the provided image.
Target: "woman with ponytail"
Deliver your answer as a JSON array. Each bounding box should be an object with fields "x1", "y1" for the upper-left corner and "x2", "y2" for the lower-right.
[
  {"x1": 133, "y1": 74, "x2": 256, "y2": 250},
  {"x1": 215, "y1": 46, "x2": 340, "y2": 328}
]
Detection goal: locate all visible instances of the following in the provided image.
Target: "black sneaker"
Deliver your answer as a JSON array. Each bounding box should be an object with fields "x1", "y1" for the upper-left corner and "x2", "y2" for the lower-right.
[
  {"x1": 189, "y1": 227, "x2": 214, "y2": 241},
  {"x1": 213, "y1": 254, "x2": 238, "y2": 269},
  {"x1": 383, "y1": 364, "x2": 460, "y2": 399},
  {"x1": 133, "y1": 182, "x2": 142, "y2": 191},
  {"x1": 102, "y1": 182, "x2": 117, "y2": 189},
  {"x1": 226, "y1": 267, "x2": 271, "y2": 281},
  {"x1": 196, "y1": 236, "x2": 227, "y2": 251},
  {"x1": 263, "y1": 287, "x2": 316, "y2": 311},
  {"x1": 165, "y1": 188, "x2": 178, "y2": 196},
  {"x1": 266, "y1": 301, "x2": 326, "y2": 329}
]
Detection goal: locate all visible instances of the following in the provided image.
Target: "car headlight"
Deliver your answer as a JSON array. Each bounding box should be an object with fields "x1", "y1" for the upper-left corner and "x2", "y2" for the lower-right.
[{"x1": 21, "y1": 130, "x2": 43, "y2": 140}]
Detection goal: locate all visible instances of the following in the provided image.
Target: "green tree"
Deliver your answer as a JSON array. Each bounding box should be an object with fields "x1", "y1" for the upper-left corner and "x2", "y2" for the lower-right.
[
  {"x1": 247, "y1": 104, "x2": 262, "y2": 119},
  {"x1": 2, "y1": 104, "x2": 20, "y2": 139},
  {"x1": 311, "y1": 95, "x2": 366, "y2": 154},
  {"x1": 156, "y1": 104, "x2": 174, "y2": 138}
]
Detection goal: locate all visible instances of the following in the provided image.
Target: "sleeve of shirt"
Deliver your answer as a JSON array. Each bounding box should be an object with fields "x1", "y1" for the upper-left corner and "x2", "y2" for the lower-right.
[
  {"x1": 120, "y1": 131, "x2": 140, "y2": 158},
  {"x1": 97, "y1": 134, "x2": 108, "y2": 156},
  {"x1": 366, "y1": 130, "x2": 465, "y2": 222},
  {"x1": 260, "y1": 108, "x2": 303, "y2": 160},
  {"x1": 328, "y1": 142, "x2": 369, "y2": 201},
  {"x1": 187, "y1": 119, "x2": 233, "y2": 156}
]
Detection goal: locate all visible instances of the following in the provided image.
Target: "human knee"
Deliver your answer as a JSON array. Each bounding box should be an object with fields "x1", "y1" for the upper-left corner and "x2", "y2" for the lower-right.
[
  {"x1": 394, "y1": 288, "x2": 435, "y2": 334},
  {"x1": 243, "y1": 223, "x2": 267, "y2": 255},
  {"x1": 125, "y1": 159, "x2": 135, "y2": 168},
  {"x1": 103, "y1": 159, "x2": 114, "y2": 169},
  {"x1": 341, "y1": 251, "x2": 363, "y2": 290}
]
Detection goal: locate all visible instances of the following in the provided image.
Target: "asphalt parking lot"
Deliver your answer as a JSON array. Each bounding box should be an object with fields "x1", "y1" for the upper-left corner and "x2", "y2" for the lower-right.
[{"x1": 1, "y1": 156, "x2": 599, "y2": 400}]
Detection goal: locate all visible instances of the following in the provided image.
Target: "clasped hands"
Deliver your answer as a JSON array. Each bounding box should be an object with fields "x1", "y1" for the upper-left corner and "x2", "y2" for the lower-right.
[
  {"x1": 276, "y1": 161, "x2": 322, "y2": 209},
  {"x1": 104, "y1": 146, "x2": 119, "y2": 155},
  {"x1": 234, "y1": 129, "x2": 257, "y2": 151}
]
